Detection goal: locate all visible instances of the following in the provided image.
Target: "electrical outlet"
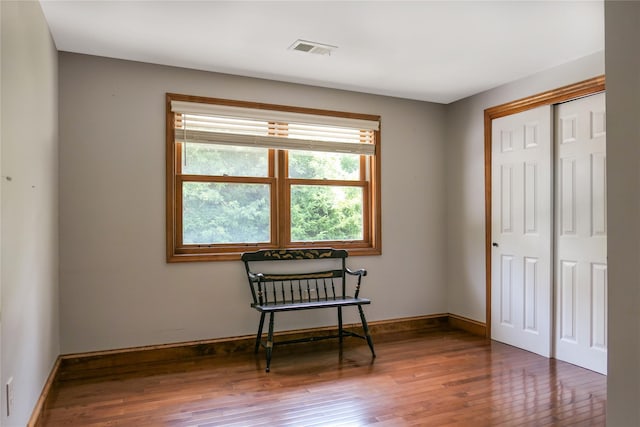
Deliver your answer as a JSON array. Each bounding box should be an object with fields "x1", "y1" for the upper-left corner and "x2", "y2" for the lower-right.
[{"x1": 6, "y1": 377, "x2": 14, "y2": 417}]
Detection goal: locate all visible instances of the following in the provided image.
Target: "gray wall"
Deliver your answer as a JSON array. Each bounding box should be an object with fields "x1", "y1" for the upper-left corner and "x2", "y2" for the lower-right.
[
  {"x1": 605, "y1": 2, "x2": 640, "y2": 425},
  {"x1": 58, "y1": 53, "x2": 447, "y2": 353},
  {"x1": 444, "y1": 51, "x2": 605, "y2": 322},
  {"x1": 1, "y1": 1, "x2": 60, "y2": 426}
]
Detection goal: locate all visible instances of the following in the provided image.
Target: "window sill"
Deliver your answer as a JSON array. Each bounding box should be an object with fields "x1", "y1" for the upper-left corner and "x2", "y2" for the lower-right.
[{"x1": 167, "y1": 246, "x2": 381, "y2": 263}]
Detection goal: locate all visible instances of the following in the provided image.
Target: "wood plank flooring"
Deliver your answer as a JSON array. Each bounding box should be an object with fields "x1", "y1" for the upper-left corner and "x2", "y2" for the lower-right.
[{"x1": 39, "y1": 328, "x2": 606, "y2": 426}]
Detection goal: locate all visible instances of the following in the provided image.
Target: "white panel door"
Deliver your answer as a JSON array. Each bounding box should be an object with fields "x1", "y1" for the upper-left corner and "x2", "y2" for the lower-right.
[
  {"x1": 555, "y1": 92, "x2": 607, "y2": 374},
  {"x1": 491, "y1": 105, "x2": 553, "y2": 357}
]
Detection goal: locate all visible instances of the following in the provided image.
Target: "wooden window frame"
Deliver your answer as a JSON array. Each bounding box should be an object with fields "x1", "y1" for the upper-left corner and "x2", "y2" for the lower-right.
[{"x1": 166, "y1": 93, "x2": 382, "y2": 262}]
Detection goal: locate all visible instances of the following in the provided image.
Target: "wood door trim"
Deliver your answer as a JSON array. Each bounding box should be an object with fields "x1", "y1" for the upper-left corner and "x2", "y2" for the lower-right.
[{"x1": 484, "y1": 75, "x2": 605, "y2": 339}]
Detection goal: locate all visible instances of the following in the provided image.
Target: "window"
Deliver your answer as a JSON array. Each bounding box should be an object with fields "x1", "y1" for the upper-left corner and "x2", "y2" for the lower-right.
[{"x1": 166, "y1": 94, "x2": 381, "y2": 261}]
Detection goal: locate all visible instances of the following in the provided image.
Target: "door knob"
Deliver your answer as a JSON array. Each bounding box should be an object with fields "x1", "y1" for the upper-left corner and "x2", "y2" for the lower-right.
[{"x1": 492, "y1": 242, "x2": 499, "y2": 247}]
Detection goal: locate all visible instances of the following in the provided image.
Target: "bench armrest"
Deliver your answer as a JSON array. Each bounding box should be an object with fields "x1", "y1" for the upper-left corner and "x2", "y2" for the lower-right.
[
  {"x1": 247, "y1": 272, "x2": 265, "y2": 305},
  {"x1": 248, "y1": 272, "x2": 265, "y2": 281},
  {"x1": 346, "y1": 268, "x2": 367, "y2": 298},
  {"x1": 346, "y1": 268, "x2": 367, "y2": 277}
]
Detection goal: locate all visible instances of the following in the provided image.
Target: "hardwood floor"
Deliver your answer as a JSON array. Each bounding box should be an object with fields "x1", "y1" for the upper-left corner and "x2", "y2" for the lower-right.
[{"x1": 39, "y1": 328, "x2": 606, "y2": 426}]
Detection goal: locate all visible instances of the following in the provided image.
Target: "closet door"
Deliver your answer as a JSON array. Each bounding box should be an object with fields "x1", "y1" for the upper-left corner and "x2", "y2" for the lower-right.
[
  {"x1": 491, "y1": 105, "x2": 553, "y2": 357},
  {"x1": 555, "y1": 92, "x2": 607, "y2": 374}
]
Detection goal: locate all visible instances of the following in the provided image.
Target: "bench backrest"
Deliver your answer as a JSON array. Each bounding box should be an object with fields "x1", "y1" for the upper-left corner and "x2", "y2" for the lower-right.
[{"x1": 241, "y1": 249, "x2": 348, "y2": 306}]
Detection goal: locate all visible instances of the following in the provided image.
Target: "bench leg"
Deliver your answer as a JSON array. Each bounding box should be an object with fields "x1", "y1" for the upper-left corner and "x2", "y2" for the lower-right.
[
  {"x1": 337, "y1": 307, "x2": 343, "y2": 345},
  {"x1": 358, "y1": 305, "x2": 376, "y2": 358},
  {"x1": 255, "y1": 312, "x2": 266, "y2": 354},
  {"x1": 265, "y1": 312, "x2": 275, "y2": 372}
]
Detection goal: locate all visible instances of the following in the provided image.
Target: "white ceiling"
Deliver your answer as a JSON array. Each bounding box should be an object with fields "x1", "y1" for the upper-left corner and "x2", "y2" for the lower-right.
[{"x1": 39, "y1": 1, "x2": 604, "y2": 104}]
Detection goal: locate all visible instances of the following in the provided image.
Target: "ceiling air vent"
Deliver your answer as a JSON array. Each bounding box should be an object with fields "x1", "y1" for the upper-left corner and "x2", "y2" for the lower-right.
[{"x1": 289, "y1": 39, "x2": 337, "y2": 56}]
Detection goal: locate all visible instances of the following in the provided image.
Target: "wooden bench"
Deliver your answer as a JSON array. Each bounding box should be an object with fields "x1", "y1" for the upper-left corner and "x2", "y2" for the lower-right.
[{"x1": 241, "y1": 248, "x2": 376, "y2": 372}]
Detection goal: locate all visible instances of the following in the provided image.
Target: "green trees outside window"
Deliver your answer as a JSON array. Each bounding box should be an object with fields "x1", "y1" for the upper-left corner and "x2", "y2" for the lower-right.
[{"x1": 181, "y1": 145, "x2": 363, "y2": 244}]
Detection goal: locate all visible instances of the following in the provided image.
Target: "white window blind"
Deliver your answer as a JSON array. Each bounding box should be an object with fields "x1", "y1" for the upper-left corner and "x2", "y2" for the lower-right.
[{"x1": 171, "y1": 101, "x2": 378, "y2": 156}]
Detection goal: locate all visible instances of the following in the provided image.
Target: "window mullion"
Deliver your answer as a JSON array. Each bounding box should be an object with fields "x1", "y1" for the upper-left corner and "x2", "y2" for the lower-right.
[
  {"x1": 268, "y1": 149, "x2": 277, "y2": 247},
  {"x1": 288, "y1": 178, "x2": 366, "y2": 187},
  {"x1": 277, "y1": 150, "x2": 288, "y2": 247},
  {"x1": 272, "y1": 122, "x2": 289, "y2": 248}
]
